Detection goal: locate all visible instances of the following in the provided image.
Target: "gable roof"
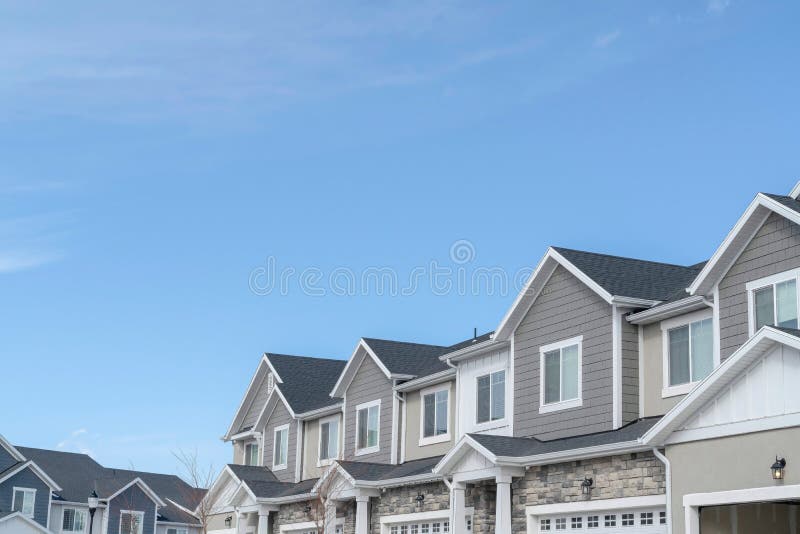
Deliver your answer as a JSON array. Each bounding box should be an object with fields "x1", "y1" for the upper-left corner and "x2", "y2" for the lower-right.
[
  {"x1": 335, "y1": 455, "x2": 442, "y2": 483},
  {"x1": 0, "y1": 511, "x2": 53, "y2": 534},
  {"x1": 266, "y1": 353, "x2": 345, "y2": 415},
  {"x1": 689, "y1": 185, "x2": 800, "y2": 295},
  {"x1": 0, "y1": 459, "x2": 62, "y2": 492}
]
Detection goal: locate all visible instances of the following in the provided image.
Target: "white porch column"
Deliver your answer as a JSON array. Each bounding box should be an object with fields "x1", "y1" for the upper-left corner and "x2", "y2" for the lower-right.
[
  {"x1": 257, "y1": 510, "x2": 270, "y2": 534},
  {"x1": 495, "y1": 475, "x2": 513, "y2": 534},
  {"x1": 685, "y1": 505, "x2": 700, "y2": 534},
  {"x1": 451, "y1": 482, "x2": 467, "y2": 534},
  {"x1": 355, "y1": 495, "x2": 370, "y2": 534},
  {"x1": 325, "y1": 501, "x2": 338, "y2": 534},
  {"x1": 236, "y1": 511, "x2": 248, "y2": 534}
]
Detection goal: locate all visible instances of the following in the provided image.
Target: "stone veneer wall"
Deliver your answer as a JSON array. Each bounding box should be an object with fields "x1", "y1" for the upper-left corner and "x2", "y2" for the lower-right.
[
  {"x1": 369, "y1": 481, "x2": 450, "y2": 532},
  {"x1": 275, "y1": 499, "x2": 355, "y2": 534},
  {"x1": 511, "y1": 452, "x2": 666, "y2": 532},
  {"x1": 466, "y1": 480, "x2": 497, "y2": 534}
]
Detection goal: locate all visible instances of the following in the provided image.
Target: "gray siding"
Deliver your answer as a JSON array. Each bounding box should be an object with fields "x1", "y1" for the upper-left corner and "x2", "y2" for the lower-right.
[
  {"x1": 0, "y1": 466, "x2": 51, "y2": 527},
  {"x1": 241, "y1": 373, "x2": 271, "y2": 431},
  {"x1": 403, "y1": 381, "x2": 456, "y2": 462},
  {"x1": 514, "y1": 265, "x2": 614, "y2": 439},
  {"x1": 261, "y1": 399, "x2": 297, "y2": 482},
  {"x1": 343, "y1": 353, "x2": 393, "y2": 463},
  {"x1": 107, "y1": 485, "x2": 156, "y2": 534},
  {"x1": 621, "y1": 316, "x2": 640, "y2": 424},
  {"x1": 719, "y1": 212, "x2": 800, "y2": 359},
  {"x1": 0, "y1": 447, "x2": 17, "y2": 473}
]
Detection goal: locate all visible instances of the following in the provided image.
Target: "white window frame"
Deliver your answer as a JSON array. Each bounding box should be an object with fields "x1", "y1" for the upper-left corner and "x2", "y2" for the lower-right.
[
  {"x1": 12, "y1": 487, "x2": 36, "y2": 518},
  {"x1": 660, "y1": 309, "x2": 715, "y2": 398},
  {"x1": 354, "y1": 399, "x2": 381, "y2": 456},
  {"x1": 474, "y1": 367, "x2": 507, "y2": 427},
  {"x1": 746, "y1": 267, "x2": 800, "y2": 336},
  {"x1": 272, "y1": 424, "x2": 290, "y2": 471},
  {"x1": 166, "y1": 529, "x2": 189, "y2": 534},
  {"x1": 317, "y1": 414, "x2": 340, "y2": 467},
  {"x1": 538, "y1": 336, "x2": 583, "y2": 414},
  {"x1": 418, "y1": 383, "x2": 451, "y2": 446},
  {"x1": 62, "y1": 506, "x2": 88, "y2": 533},
  {"x1": 244, "y1": 440, "x2": 260, "y2": 466},
  {"x1": 119, "y1": 510, "x2": 145, "y2": 534}
]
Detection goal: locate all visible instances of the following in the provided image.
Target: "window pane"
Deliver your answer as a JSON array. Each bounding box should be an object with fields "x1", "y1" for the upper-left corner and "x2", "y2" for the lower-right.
[
  {"x1": 669, "y1": 325, "x2": 691, "y2": 386},
  {"x1": 367, "y1": 406, "x2": 379, "y2": 447},
  {"x1": 121, "y1": 513, "x2": 132, "y2": 534},
  {"x1": 561, "y1": 345, "x2": 579, "y2": 401},
  {"x1": 776, "y1": 279, "x2": 798, "y2": 328},
  {"x1": 12, "y1": 490, "x2": 23, "y2": 512},
  {"x1": 327, "y1": 420, "x2": 338, "y2": 459},
  {"x1": 491, "y1": 371, "x2": 505, "y2": 420},
  {"x1": 755, "y1": 285, "x2": 775, "y2": 329},
  {"x1": 280, "y1": 430, "x2": 288, "y2": 464},
  {"x1": 423, "y1": 393, "x2": 435, "y2": 438},
  {"x1": 476, "y1": 375, "x2": 490, "y2": 423},
  {"x1": 435, "y1": 390, "x2": 448, "y2": 435},
  {"x1": 320, "y1": 422, "x2": 330, "y2": 459},
  {"x1": 274, "y1": 430, "x2": 284, "y2": 465},
  {"x1": 75, "y1": 511, "x2": 85, "y2": 531},
  {"x1": 691, "y1": 318, "x2": 714, "y2": 381},
  {"x1": 63, "y1": 509, "x2": 75, "y2": 530},
  {"x1": 544, "y1": 350, "x2": 561, "y2": 403},
  {"x1": 357, "y1": 409, "x2": 368, "y2": 449}
]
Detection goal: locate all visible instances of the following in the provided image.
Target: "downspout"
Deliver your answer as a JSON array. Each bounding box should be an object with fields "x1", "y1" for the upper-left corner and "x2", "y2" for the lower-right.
[
  {"x1": 394, "y1": 388, "x2": 406, "y2": 464},
  {"x1": 444, "y1": 358, "x2": 459, "y2": 439},
  {"x1": 652, "y1": 447, "x2": 672, "y2": 534}
]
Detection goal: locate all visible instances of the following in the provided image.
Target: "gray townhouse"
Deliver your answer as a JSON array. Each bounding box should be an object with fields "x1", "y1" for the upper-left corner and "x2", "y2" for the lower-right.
[
  {"x1": 205, "y1": 182, "x2": 800, "y2": 534},
  {"x1": 0, "y1": 436, "x2": 204, "y2": 534}
]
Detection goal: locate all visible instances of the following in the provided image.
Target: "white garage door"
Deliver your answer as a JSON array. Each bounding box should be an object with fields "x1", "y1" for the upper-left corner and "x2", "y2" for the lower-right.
[{"x1": 536, "y1": 506, "x2": 666, "y2": 533}]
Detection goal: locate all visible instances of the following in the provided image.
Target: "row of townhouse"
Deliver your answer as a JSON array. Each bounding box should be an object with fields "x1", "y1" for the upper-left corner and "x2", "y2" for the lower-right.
[
  {"x1": 205, "y1": 182, "x2": 800, "y2": 534},
  {"x1": 0, "y1": 435, "x2": 204, "y2": 534}
]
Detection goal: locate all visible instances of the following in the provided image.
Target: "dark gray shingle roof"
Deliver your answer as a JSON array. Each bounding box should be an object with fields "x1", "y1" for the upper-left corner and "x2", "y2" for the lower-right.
[
  {"x1": 227, "y1": 463, "x2": 279, "y2": 484},
  {"x1": 553, "y1": 247, "x2": 704, "y2": 301},
  {"x1": 468, "y1": 417, "x2": 661, "y2": 457},
  {"x1": 336, "y1": 455, "x2": 442, "y2": 482},
  {"x1": 267, "y1": 353, "x2": 346, "y2": 414},
  {"x1": 763, "y1": 193, "x2": 800, "y2": 215},
  {"x1": 244, "y1": 478, "x2": 318, "y2": 499}
]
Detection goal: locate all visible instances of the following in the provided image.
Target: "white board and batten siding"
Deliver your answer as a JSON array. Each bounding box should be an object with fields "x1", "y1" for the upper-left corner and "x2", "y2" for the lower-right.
[
  {"x1": 670, "y1": 343, "x2": 800, "y2": 443},
  {"x1": 456, "y1": 347, "x2": 512, "y2": 438}
]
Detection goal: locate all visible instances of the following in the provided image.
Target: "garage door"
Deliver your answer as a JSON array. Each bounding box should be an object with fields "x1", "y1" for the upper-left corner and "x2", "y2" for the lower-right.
[
  {"x1": 388, "y1": 520, "x2": 451, "y2": 534},
  {"x1": 536, "y1": 506, "x2": 666, "y2": 533}
]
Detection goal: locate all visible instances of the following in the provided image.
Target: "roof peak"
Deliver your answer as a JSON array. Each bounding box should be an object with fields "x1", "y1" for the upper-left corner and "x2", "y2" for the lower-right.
[{"x1": 552, "y1": 246, "x2": 701, "y2": 270}]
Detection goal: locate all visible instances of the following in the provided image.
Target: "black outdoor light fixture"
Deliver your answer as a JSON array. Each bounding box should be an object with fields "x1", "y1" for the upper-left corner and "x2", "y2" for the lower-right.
[
  {"x1": 303, "y1": 505, "x2": 312, "y2": 513},
  {"x1": 87, "y1": 490, "x2": 99, "y2": 534},
  {"x1": 581, "y1": 477, "x2": 594, "y2": 495},
  {"x1": 772, "y1": 457, "x2": 787, "y2": 480},
  {"x1": 224, "y1": 516, "x2": 233, "y2": 528},
  {"x1": 415, "y1": 493, "x2": 425, "y2": 504}
]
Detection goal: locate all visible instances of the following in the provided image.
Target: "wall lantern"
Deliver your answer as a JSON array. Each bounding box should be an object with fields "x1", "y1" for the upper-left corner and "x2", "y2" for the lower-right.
[
  {"x1": 415, "y1": 493, "x2": 425, "y2": 504},
  {"x1": 303, "y1": 505, "x2": 312, "y2": 513},
  {"x1": 772, "y1": 457, "x2": 787, "y2": 480},
  {"x1": 581, "y1": 477, "x2": 594, "y2": 495},
  {"x1": 224, "y1": 516, "x2": 232, "y2": 528}
]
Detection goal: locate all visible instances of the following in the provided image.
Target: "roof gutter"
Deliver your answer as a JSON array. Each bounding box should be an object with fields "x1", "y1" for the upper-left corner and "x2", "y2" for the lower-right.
[
  {"x1": 492, "y1": 440, "x2": 650, "y2": 467},
  {"x1": 438, "y1": 338, "x2": 506, "y2": 364},
  {"x1": 627, "y1": 295, "x2": 711, "y2": 325},
  {"x1": 256, "y1": 492, "x2": 317, "y2": 505},
  {"x1": 353, "y1": 472, "x2": 444, "y2": 489},
  {"x1": 295, "y1": 403, "x2": 344, "y2": 421},
  {"x1": 610, "y1": 296, "x2": 662, "y2": 308},
  {"x1": 394, "y1": 369, "x2": 456, "y2": 392}
]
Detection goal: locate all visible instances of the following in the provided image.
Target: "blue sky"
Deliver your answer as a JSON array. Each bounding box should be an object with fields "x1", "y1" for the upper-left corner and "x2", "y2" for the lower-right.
[{"x1": 1, "y1": 0, "x2": 798, "y2": 477}]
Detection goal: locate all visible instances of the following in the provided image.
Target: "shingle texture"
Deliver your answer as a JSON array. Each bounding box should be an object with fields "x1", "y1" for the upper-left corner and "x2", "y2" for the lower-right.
[
  {"x1": 553, "y1": 247, "x2": 704, "y2": 301},
  {"x1": 267, "y1": 353, "x2": 346, "y2": 414},
  {"x1": 763, "y1": 193, "x2": 800, "y2": 215},
  {"x1": 468, "y1": 417, "x2": 661, "y2": 457},
  {"x1": 336, "y1": 455, "x2": 442, "y2": 481},
  {"x1": 245, "y1": 478, "x2": 318, "y2": 499}
]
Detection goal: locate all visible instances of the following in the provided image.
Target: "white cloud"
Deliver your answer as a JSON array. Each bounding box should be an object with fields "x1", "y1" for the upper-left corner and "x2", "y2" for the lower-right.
[
  {"x1": 0, "y1": 251, "x2": 62, "y2": 273},
  {"x1": 594, "y1": 30, "x2": 621, "y2": 49},
  {"x1": 707, "y1": 0, "x2": 731, "y2": 14}
]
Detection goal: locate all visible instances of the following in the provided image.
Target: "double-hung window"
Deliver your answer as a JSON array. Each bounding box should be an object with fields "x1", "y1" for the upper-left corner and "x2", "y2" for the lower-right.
[
  {"x1": 476, "y1": 370, "x2": 505, "y2": 424},
  {"x1": 120, "y1": 511, "x2": 144, "y2": 534},
  {"x1": 62, "y1": 508, "x2": 87, "y2": 532},
  {"x1": 747, "y1": 270, "x2": 800, "y2": 334},
  {"x1": 273, "y1": 424, "x2": 289, "y2": 470},
  {"x1": 12, "y1": 487, "x2": 36, "y2": 518},
  {"x1": 355, "y1": 400, "x2": 380, "y2": 455},
  {"x1": 318, "y1": 415, "x2": 339, "y2": 465},
  {"x1": 244, "y1": 441, "x2": 259, "y2": 466},
  {"x1": 663, "y1": 313, "x2": 713, "y2": 396},
  {"x1": 420, "y1": 385, "x2": 449, "y2": 445},
  {"x1": 539, "y1": 336, "x2": 582, "y2": 413}
]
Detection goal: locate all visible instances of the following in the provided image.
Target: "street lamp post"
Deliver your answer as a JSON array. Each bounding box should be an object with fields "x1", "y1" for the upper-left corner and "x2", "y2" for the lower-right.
[{"x1": 88, "y1": 490, "x2": 99, "y2": 534}]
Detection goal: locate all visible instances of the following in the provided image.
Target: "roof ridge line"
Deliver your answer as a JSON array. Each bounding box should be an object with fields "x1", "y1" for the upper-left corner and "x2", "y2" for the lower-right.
[{"x1": 552, "y1": 246, "x2": 703, "y2": 270}]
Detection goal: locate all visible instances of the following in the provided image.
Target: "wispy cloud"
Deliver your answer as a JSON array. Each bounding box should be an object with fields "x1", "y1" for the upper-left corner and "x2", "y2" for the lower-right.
[
  {"x1": 707, "y1": 0, "x2": 731, "y2": 14},
  {"x1": 0, "y1": 212, "x2": 73, "y2": 273},
  {"x1": 594, "y1": 30, "x2": 622, "y2": 49}
]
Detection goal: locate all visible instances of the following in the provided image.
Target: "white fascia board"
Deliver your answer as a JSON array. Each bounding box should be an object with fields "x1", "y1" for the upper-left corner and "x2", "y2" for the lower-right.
[
  {"x1": 164, "y1": 498, "x2": 200, "y2": 521},
  {"x1": 789, "y1": 180, "x2": 800, "y2": 199},
  {"x1": 394, "y1": 369, "x2": 456, "y2": 392},
  {"x1": 0, "y1": 461, "x2": 62, "y2": 492},
  {"x1": 295, "y1": 403, "x2": 343, "y2": 421},
  {"x1": 0, "y1": 435, "x2": 25, "y2": 462},
  {"x1": 641, "y1": 326, "x2": 800, "y2": 445},
  {"x1": 254, "y1": 385, "x2": 296, "y2": 431},
  {"x1": 105, "y1": 478, "x2": 166, "y2": 507},
  {"x1": 257, "y1": 492, "x2": 317, "y2": 506},
  {"x1": 224, "y1": 355, "x2": 270, "y2": 440},
  {"x1": 496, "y1": 440, "x2": 649, "y2": 468},
  {"x1": 353, "y1": 473, "x2": 444, "y2": 489},
  {"x1": 627, "y1": 296, "x2": 711, "y2": 325},
  {"x1": 197, "y1": 466, "x2": 240, "y2": 514},
  {"x1": 262, "y1": 354, "x2": 284, "y2": 384},
  {"x1": 689, "y1": 193, "x2": 800, "y2": 295},
  {"x1": 610, "y1": 296, "x2": 661, "y2": 308},
  {"x1": 230, "y1": 481, "x2": 258, "y2": 506},
  {"x1": 331, "y1": 340, "x2": 388, "y2": 397},
  {"x1": 438, "y1": 338, "x2": 507, "y2": 364},
  {"x1": 433, "y1": 435, "x2": 498, "y2": 475},
  {"x1": 0, "y1": 512, "x2": 53, "y2": 534}
]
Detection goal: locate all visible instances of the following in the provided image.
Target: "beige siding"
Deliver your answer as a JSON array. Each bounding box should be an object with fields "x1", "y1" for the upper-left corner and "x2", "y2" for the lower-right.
[
  {"x1": 261, "y1": 399, "x2": 297, "y2": 482},
  {"x1": 343, "y1": 353, "x2": 393, "y2": 463},
  {"x1": 719, "y1": 212, "x2": 800, "y2": 359},
  {"x1": 514, "y1": 265, "x2": 614, "y2": 439},
  {"x1": 640, "y1": 322, "x2": 683, "y2": 417},
  {"x1": 621, "y1": 315, "x2": 640, "y2": 424},
  {"x1": 302, "y1": 413, "x2": 343, "y2": 480},
  {"x1": 667, "y1": 426, "x2": 800, "y2": 534},
  {"x1": 403, "y1": 381, "x2": 455, "y2": 461}
]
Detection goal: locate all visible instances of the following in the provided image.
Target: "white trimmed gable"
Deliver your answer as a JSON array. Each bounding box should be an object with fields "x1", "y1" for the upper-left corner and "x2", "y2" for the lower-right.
[{"x1": 225, "y1": 356, "x2": 277, "y2": 440}]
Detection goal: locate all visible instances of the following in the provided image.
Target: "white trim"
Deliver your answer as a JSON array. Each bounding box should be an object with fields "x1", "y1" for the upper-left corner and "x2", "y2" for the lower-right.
[
  {"x1": 379, "y1": 509, "x2": 457, "y2": 525},
  {"x1": 474, "y1": 367, "x2": 507, "y2": 427},
  {"x1": 279, "y1": 517, "x2": 344, "y2": 533},
  {"x1": 790, "y1": 180, "x2": 800, "y2": 199},
  {"x1": 712, "y1": 283, "x2": 721, "y2": 367},
  {"x1": 317, "y1": 414, "x2": 341, "y2": 467},
  {"x1": 331, "y1": 339, "x2": 395, "y2": 398},
  {"x1": 612, "y1": 305, "x2": 622, "y2": 428},
  {"x1": 0, "y1": 460, "x2": 62, "y2": 491},
  {"x1": 224, "y1": 355, "x2": 271, "y2": 440},
  {"x1": 627, "y1": 295, "x2": 711, "y2": 325},
  {"x1": 394, "y1": 369, "x2": 456, "y2": 392},
  {"x1": 295, "y1": 420, "x2": 303, "y2": 482},
  {"x1": 638, "y1": 325, "x2": 645, "y2": 418},
  {"x1": 683, "y1": 483, "x2": 800, "y2": 507},
  {"x1": 391, "y1": 382, "x2": 399, "y2": 464},
  {"x1": 243, "y1": 440, "x2": 260, "y2": 467},
  {"x1": 418, "y1": 383, "x2": 452, "y2": 446},
  {"x1": 438, "y1": 337, "x2": 504, "y2": 364},
  {"x1": 272, "y1": 424, "x2": 290, "y2": 471},
  {"x1": 660, "y1": 309, "x2": 714, "y2": 398},
  {"x1": 11, "y1": 486, "x2": 36, "y2": 518},
  {"x1": 61, "y1": 506, "x2": 89, "y2": 533},
  {"x1": 0, "y1": 512, "x2": 52, "y2": 534},
  {"x1": 400, "y1": 390, "x2": 407, "y2": 463},
  {"x1": 0, "y1": 434, "x2": 26, "y2": 462},
  {"x1": 105, "y1": 478, "x2": 166, "y2": 507},
  {"x1": 745, "y1": 267, "x2": 800, "y2": 336},
  {"x1": 666, "y1": 411, "x2": 800, "y2": 445},
  {"x1": 354, "y1": 399, "x2": 381, "y2": 456},
  {"x1": 526, "y1": 494, "x2": 666, "y2": 517},
  {"x1": 539, "y1": 335, "x2": 583, "y2": 415},
  {"x1": 119, "y1": 510, "x2": 145, "y2": 534}
]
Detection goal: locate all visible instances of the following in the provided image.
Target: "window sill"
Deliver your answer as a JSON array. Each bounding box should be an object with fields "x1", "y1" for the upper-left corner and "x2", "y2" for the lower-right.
[
  {"x1": 662, "y1": 382, "x2": 696, "y2": 398},
  {"x1": 272, "y1": 464, "x2": 287, "y2": 471},
  {"x1": 354, "y1": 446, "x2": 379, "y2": 457},
  {"x1": 539, "y1": 398, "x2": 582, "y2": 414},
  {"x1": 418, "y1": 433, "x2": 450, "y2": 447},
  {"x1": 316, "y1": 458, "x2": 336, "y2": 468},
  {"x1": 472, "y1": 418, "x2": 508, "y2": 432}
]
